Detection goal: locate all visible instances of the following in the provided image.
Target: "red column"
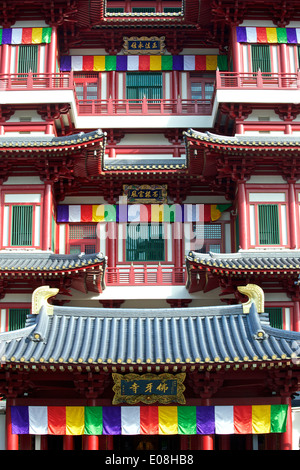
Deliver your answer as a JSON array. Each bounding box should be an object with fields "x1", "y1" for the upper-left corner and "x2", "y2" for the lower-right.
[
  {"x1": 237, "y1": 181, "x2": 248, "y2": 250},
  {"x1": 83, "y1": 435, "x2": 99, "y2": 450},
  {"x1": 230, "y1": 26, "x2": 240, "y2": 72},
  {"x1": 107, "y1": 222, "x2": 117, "y2": 268},
  {"x1": 47, "y1": 26, "x2": 57, "y2": 74},
  {"x1": 288, "y1": 181, "x2": 297, "y2": 249},
  {"x1": 174, "y1": 221, "x2": 183, "y2": 274},
  {"x1": 6, "y1": 402, "x2": 19, "y2": 450},
  {"x1": 43, "y1": 183, "x2": 53, "y2": 251},
  {"x1": 63, "y1": 435, "x2": 74, "y2": 450},
  {"x1": 280, "y1": 398, "x2": 292, "y2": 450},
  {"x1": 293, "y1": 299, "x2": 300, "y2": 332},
  {"x1": 218, "y1": 435, "x2": 230, "y2": 450},
  {"x1": 0, "y1": 45, "x2": 10, "y2": 74}
]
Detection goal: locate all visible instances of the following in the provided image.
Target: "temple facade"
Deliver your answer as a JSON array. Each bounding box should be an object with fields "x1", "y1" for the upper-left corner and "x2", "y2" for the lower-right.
[{"x1": 0, "y1": 0, "x2": 300, "y2": 451}]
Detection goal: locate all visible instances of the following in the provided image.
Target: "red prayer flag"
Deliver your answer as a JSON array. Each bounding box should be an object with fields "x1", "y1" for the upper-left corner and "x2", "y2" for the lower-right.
[
  {"x1": 256, "y1": 27, "x2": 267, "y2": 43},
  {"x1": 234, "y1": 406, "x2": 252, "y2": 434},
  {"x1": 81, "y1": 205, "x2": 93, "y2": 222},
  {"x1": 82, "y1": 56, "x2": 94, "y2": 71},
  {"x1": 22, "y1": 28, "x2": 33, "y2": 44},
  {"x1": 139, "y1": 55, "x2": 150, "y2": 71},
  {"x1": 195, "y1": 56, "x2": 207, "y2": 71},
  {"x1": 48, "y1": 406, "x2": 66, "y2": 435},
  {"x1": 140, "y1": 406, "x2": 159, "y2": 434}
]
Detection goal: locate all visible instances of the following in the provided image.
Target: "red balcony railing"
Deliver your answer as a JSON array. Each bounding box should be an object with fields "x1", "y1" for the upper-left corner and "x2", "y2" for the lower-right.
[
  {"x1": 0, "y1": 72, "x2": 74, "y2": 91},
  {"x1": 105, "y1": 264, "x2": 186, "y2": 286},
  {"x1": 0, "y1": 72, "x2": 215, "y2": 116},
  {"x1": 216, "y1": 70, "x2": 300, "y2": 90},
  {"x1": 76, "y1": 96, "x2": 214, "y2": 116}
]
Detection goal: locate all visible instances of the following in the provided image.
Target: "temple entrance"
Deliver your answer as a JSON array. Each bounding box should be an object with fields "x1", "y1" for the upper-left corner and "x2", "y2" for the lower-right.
[{"x1": 114, "y1": 435, "x2": 180, "y2": 451}]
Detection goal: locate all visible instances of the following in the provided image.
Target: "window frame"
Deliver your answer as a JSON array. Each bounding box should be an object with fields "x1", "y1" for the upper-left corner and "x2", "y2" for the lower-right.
[
  {"x1": 125, "y1": 72, "x2": 164, "y2": 100},
  {"x1": 67, "y1": 223, "x2": 99, "y2": 255},
  {"x1": 125, "y1": 223, "x2": 166, "y2": 263},
  {"x1": 188, "y1": 74, "x2": 216, "y2": 101},
  {"x1": 1, "y1": 189, "x2": 44, "y2": 249},
  {"x1": 264, "y1": 303, "x2": 293, "y2": 331},
  {"x1": 247, "y1": 188, "x2": 289, "y2": 248},
  {"x1": 74, "y1": 73, "x2": 101, "y2": 100},
  {"x1": 0, "y1": 303, "x2": 31, "y2": 332},
  {"x1": 191, "y1": 221, "x2": 225, "y2": 254}
]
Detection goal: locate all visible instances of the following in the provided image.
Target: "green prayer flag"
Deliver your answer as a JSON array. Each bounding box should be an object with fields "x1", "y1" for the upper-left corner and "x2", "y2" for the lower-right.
[
  {"x1": 84, "y1": 406, "x2": 103, "y2": 435},
  {"x1": 178, "y1": 406, "x2": 197, "y2": 435},
  {"x1": 0, "y1": 29, "x2": 2, "y2": 45},
  {"x1": 216, "y1": 203, "x2": 232, "y2": 212},
  {"x1": 276, "y1": 28, "x2": 287, "y2": 44},
  {"x1": 105, "y1": 55, "x2": 117, "y2": 71},
  {"x1": 217, "y1": 55, "x2": 228, "y2": 71},
  {"x1": 270, "y1": 404, "x2": 288, "y2": 433},
  {"x1": 161, "y1": 55, "x2": 173, "y2": 70},
  {"x1": 42, "y1": 27, "x2": 52, "y2": 44}
]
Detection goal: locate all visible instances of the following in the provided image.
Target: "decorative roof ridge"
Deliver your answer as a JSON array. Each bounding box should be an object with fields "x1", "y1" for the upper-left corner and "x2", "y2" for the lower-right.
[
  {"x1": 187, "y1": 249, "x2": 300, "y2": 261},
  {"x1": 0, "y1": 129, "x2": 106, "y2": 149},
  {"x1": 184, "y1": 129, "x2": 300, "y2": 147}
]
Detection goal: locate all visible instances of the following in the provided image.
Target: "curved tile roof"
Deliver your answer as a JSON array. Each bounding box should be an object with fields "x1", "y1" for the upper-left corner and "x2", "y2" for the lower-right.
[
  {"x1": 186, "y1": 250, "x2": 300, "y2": 273},
  {"x1": 0, "y1": 251, "x2": 106, "y2": 272},
  {"x1": 184, "y1": 129, "x2": 300, "y2": 150},
  {"x1": 1, "y1": 297, "x2": 300, "y2": 368},
  {"x1": 0, "y1": 129, "x2": 106, "y2": 151}
]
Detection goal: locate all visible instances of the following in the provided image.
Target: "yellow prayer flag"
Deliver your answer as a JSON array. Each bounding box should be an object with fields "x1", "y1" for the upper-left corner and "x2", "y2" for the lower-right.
[
  {"x1": 151, "y1": 205, "x2": 164, "y2": 222},
  {"x1": 252, "y1": 405, "x2": 271, "y2": 434},
  {"x1": 150, "y1": 56, "x2": 162, "y2": 71},
  {"x1": 266, "y1": 28, "x2": 277, "y2": 43},
  {"x1": 158, "y1": 406, "x2": 178, "y2": 435},
  {"x1": 92, "y1": 204, "x2": 105, "y2": 222},
  {"x1": 93, "y1": 56, "x2": 106, "y2": 71},
  {"x1": 32, "y1": 28, "x2": 43, "y2": 44},
  {"x1": 66, "y1": 406, "x2": 85, "y2": 435},
  {"x1": 210, "y1": 205, "x2": 222, "y2": 222},
  {"x1": 206, "y1": 55, "x2": 218, "y2": 70}
]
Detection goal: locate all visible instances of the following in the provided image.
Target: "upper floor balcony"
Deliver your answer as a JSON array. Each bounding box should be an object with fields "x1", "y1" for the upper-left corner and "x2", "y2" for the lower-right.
[
  {"x1": 216, "y1": 70, "x2": 300, "y2": 105},
  {"x1": 0, "y1": 71, "x2": 217, "y2": 129}
]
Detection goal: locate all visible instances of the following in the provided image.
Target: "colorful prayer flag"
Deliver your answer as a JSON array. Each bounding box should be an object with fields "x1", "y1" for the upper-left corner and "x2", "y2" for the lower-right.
[{"x1": 10, "y1": 405, "x2": 288, "y2": 436}]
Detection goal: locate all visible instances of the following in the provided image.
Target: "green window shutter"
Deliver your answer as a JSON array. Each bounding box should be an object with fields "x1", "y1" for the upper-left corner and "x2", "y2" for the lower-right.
[
  {"x1": 9, "y1": 308, "x2": 29, "y2": 331},
  {"x1": 18, "y1": 45, "x2": 38, "y2": 73},
  {"x1": 251, "y1": 45, "x2": 271, "y2": 73},
  {"x1": 258, "y1": 204, "x2": 280, "y2": 245},
  {"x1": 126, "y1": 224, "x2": 164, "y2": 261},
  {"x1": 265, "y1": 307, "x2": 283, "y2": 329},
  {"x1": 107, "y1": 7, "x2": 124, "y2": 13},
  {"x1": 126, "y1": 73, "x2": 162, "y2": 100},
  {"x1": 132, "y1": 7, "x2": 156, "y2": 13},
  {"x1": 11, "y1": 205, "x2": 33, "y2": 246},
  {"x1": 163, "y1": 7, "x2": 181, "y2": 13}
]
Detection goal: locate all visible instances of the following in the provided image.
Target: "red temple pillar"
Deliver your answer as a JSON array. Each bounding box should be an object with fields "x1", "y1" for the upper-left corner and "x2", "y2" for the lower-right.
[
  {"x1": 43, "y1": 183, "x2": 53, "y2": 251},
  {"x1": 0, "y1": 44, "x2": 10, "y2": 74},
  {"x1": 230, "y1": 26, "x2": 240, "y2": 72},
  {"x1": 237, "y1": 181, "x2": 248, "y2": 250},
  {"x1": 288, "y1": 181, "x2": 297, "y2": 249},
  {"x1": 6, "y1": 402, "x2": 19, "y2": 450},
  {"x1": 293, "y1": 298, "x2": 300, "y2": 332},
  {"x1": 63, "y1": 435, "x2": 74, "y2": 450},
  {"x1": 280, "y1": 397, "x2": 293, "y2": 450},
  {"x1": 107, "y1": 222, "x2": 117, "y2": 268},
  {"x1": 47, "y1": 26, "x2": 58, "y2": 74},
  {"x1": 83, "y1": 435, "x2": 99, "y2": 450}
]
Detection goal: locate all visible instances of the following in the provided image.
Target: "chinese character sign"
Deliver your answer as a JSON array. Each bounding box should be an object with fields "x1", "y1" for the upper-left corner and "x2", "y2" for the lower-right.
[
  {"x1": 112, "y1": 373, "x2": 186, "y2": 404},
  {"x1": 123, "y1": 36, "x2": 165, "y2": 55}
]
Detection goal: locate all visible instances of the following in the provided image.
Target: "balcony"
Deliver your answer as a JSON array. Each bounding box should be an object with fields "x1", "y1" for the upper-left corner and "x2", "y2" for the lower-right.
[
  {"x1": 105, "y1": 264, "x2": 186, "y2": 286},
  {"x1": 76, "y1": 96, "x2": 214, "y2": 116},
  {"x1": 216, "y1": 70, "x2": 300, "y2": 104},
  {"x1": 0, "y1": 72, "x2": 217, "y2": 129}
]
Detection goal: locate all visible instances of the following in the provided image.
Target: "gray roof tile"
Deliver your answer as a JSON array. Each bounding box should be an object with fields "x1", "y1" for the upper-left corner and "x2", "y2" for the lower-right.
[{"x1": 1, "y1": 301, "x2": 299, "y2": 367}]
